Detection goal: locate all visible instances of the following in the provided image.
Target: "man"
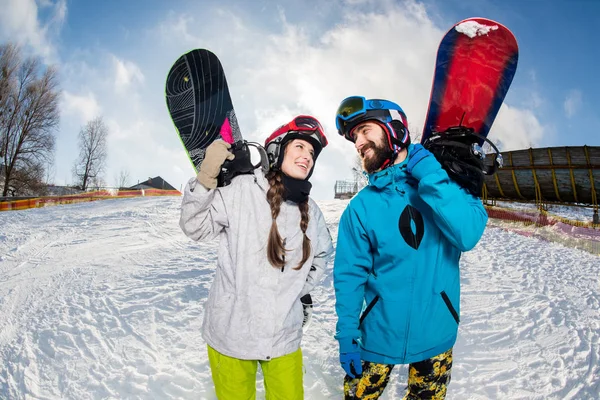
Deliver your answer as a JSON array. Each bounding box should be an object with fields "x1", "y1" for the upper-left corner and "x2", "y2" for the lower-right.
[{"x1": 333, "y1": 96, "x2": 488, "y2": 399}]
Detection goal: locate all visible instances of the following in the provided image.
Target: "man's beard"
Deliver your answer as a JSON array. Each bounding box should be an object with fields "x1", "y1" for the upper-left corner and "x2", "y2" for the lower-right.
[{"x1": 360, "y1": 141, "x2": 393, "y2": 173}]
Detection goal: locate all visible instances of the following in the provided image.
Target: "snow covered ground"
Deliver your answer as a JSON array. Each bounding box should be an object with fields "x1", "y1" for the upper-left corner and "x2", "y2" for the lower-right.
[{"x1": 0, "y1": 197, "x2": 598, "y2": 399}]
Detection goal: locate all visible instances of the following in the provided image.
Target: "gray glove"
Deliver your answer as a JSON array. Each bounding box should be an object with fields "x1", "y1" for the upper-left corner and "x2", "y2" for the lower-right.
[{"x1": 196, "y1": 140, "x2": 235, "y2": 189}]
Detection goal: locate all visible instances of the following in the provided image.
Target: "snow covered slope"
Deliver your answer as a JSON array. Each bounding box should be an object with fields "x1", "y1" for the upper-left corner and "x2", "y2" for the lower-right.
[{"x1": 0, "y1": 197, "x2": 598, "y2": 399}]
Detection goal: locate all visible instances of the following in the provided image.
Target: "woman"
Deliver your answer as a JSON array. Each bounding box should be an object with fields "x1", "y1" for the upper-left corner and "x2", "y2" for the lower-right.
[{"x1": 179, "y1": 115, "x2": 334, "y2": 399}]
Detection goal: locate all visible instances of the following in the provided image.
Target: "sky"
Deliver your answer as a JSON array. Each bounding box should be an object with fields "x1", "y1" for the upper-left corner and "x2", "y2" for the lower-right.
[{"x1": 1, "y1": 0, "x2": 599, "y2": 200}]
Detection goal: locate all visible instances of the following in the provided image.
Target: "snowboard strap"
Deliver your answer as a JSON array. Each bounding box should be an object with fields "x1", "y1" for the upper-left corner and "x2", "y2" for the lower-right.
[
  {"x1": 423, "y1": 126, "x2": 503, "y2": 197},
  {"x1": 217, "y1": 141, "x2": 270, "y2": 187}
]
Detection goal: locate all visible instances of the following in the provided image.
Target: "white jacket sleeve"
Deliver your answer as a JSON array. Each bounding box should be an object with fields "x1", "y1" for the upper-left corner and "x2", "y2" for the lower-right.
[
  {"x1": 179, "y1": 177, "x2": 229, "y2": 242},
  {"x1": 300, "y1": 206, "x2": 334, "y2": 296}
]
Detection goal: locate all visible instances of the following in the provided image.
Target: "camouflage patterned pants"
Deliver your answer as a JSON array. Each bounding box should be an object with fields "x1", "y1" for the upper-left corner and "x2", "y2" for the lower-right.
[{"x1": 343, "y1": 348, "x2": 453, "y2": 400}]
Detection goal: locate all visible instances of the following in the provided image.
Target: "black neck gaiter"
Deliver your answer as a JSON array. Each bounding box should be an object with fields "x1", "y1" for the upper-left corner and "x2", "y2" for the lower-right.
[{"x1": 281, "y1": 173, "x2": 312, "y2": 203}]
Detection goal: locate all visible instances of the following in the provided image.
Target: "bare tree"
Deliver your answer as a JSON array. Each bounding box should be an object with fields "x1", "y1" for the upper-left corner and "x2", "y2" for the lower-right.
[
  {"x1": 44, "y1": 158, "x2": 55, "y2": 185},
  {"x1": 1, "y1": 42, "x2": 59, "y2": 196},
  {"x1": 114, "y1": 169, "x2": 130, "y2": 189},
  {"x1": 89, "y1": 175, "x2": 106, "y2": 191},
  {"x1": 11, "y1": 162, "x2": 47, "y2": 195},
  {"x1": 0, "y1": 44, "x2": 18, "y2": 158},
  {"x1": 73, "y1": 116, "x2": 108, "y2": 191},
  {"x1": 352, "y1": 155, "x2": 368, "y2": 187},
  {"x1": 408, "y1": 123, "x2": 422, "y2": 144}
]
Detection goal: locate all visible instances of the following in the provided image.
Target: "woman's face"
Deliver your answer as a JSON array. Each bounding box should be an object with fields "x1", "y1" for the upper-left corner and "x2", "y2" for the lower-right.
[{"x1": 280, "y1": 139, "x2": 315, "y2": 180}]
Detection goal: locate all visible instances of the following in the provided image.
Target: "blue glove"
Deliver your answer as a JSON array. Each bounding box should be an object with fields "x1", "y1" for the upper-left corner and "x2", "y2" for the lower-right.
[
  {"x1": 406, "y1": 144, "x2": 441, "y2": 181},
  {"x1": 338, "y1": 337, "x2": 362, "y2": 378},
  {"x1": 340, "y1": 351, "x2": 362, "y2": 378}
]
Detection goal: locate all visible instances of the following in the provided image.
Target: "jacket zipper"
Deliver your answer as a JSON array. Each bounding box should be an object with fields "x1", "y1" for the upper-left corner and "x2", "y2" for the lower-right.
[
  {"x1": 403, "y1": 279, "x2": 413, "y2": 361},
  {"x1": 441, "y1": 291, "x2": 460, "y2": 324},
  {"x1": 358, "y1": 296, "x2": 379, "y2": 328},
  {"x1": 281, "y1": 238, "x2": 286, "y2": 272}
]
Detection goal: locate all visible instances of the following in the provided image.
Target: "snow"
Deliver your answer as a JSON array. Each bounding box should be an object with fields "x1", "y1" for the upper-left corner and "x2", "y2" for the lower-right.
[
  {"x1": 1, "y1": 197, "x2": 599, "y2": 399},
  {"x1": 455, "y1": 21, "x2": 499, "y2": 39}
]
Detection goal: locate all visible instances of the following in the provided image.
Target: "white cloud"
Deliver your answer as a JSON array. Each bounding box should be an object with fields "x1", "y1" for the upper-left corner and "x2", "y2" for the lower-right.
[
  {"x1": 527, "y1": 91, "x2": 543, "y2": 109},
  {"x1": 46, "y1": 0, "x2": 545, "y2": 199},
  {"x1": 564, "y1": 90, "x2": 582, "y2": 118},
  {"x1": 157, "y1": 13, "x2": 207, "y2": 47},
  {"x1": 112, "y1": 56, "x2": 145, "y2": 93},
  {"x1": 158, "y1": 1, "x2": 441, "y2": 156},
  {"x1": 49, "y1": 0, "x2": 67, "y2": 33},
  {"x1": 105, "y1": 118, "x2": 188, "y2": 188},
  {"x1": 489, "y1": 104, "x2": 544, "y2": 151},
  {"x1": 156, "y1": 0, "x2": 541, "y2": 197},
  {"x1": 0, "y1": 0, "x2": 66, "y2": 61},
  {"x1": 61, "y1": 91, "x2": 102, "y2": 124}
]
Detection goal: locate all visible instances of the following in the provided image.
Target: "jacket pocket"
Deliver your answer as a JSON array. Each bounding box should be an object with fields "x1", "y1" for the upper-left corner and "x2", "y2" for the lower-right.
[
  {"x1": 440, "y1": 291, "x2": 459, "y2": 324},
  {"x1": 358, "y1": 295, "x2": 379, "y2": 327},
  {"x1": 361, "y1": 297, "x2": 407, "y2": 358}
]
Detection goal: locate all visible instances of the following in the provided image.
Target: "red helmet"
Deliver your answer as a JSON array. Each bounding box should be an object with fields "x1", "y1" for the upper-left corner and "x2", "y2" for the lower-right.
[{"x1": 264, "y1": 115, "x2": 328, "y2": 171}]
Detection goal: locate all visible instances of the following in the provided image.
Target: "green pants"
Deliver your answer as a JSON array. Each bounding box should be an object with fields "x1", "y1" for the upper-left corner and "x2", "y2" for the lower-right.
[{"x1": 207, "y1": 345, "x2": 304, "y2": 400}]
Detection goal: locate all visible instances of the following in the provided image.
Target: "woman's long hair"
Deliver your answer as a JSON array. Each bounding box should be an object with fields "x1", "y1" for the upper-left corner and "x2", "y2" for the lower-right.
[{"x1": 266, "y1": 169, "x2": 311, "y2": 270}]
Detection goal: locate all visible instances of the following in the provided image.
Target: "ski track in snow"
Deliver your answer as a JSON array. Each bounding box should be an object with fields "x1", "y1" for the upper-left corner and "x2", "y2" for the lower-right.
[{"x1": 0, "y1": 197, "x2": 598, "y2": 399}]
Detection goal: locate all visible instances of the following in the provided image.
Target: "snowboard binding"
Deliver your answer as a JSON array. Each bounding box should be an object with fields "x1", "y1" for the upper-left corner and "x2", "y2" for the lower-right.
[
  {"x1": 217, "y1": 141, "x2": 270, "y2": 187},
  {"x1": 423, "y1": 126, "x2": 503, "y2": 197}
]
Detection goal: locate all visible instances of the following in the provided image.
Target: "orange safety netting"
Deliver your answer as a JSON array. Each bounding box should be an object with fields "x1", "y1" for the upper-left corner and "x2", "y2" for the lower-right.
[
  {"x1": 485, "y1": 205, "x2": 600, "y2": 255},
  {"x1": 0, "y1": 189, "x2": 181, "y2": 212}
]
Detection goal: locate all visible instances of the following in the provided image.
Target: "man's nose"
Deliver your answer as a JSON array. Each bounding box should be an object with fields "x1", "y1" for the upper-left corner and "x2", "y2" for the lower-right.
[{"x1": 355, "y1": 135, "x2": 365, "y2": 150}]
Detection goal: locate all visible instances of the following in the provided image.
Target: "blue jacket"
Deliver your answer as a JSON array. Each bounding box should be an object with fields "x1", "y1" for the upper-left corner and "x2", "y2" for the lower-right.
[{"x1": 334, "y1": 144, "x2": 488, "y2": 365}]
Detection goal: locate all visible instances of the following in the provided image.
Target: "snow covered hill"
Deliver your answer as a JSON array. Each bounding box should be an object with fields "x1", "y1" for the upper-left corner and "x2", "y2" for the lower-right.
[{"x1": 0, "y1": 197, "x2": 598, "y2": 399}]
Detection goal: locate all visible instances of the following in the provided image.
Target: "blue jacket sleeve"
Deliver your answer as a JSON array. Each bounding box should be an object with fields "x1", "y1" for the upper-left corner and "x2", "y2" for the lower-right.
[
  {"x1": 333, "y1": 203, "x2": 372, "y2": 351},
  {"x1": 411, "y1": 154, "x2": 488, "y2": 251}
]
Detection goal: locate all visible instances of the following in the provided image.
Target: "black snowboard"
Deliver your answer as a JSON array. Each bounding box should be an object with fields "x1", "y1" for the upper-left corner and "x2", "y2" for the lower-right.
[{"x1": 165, "y1": 49, "x2": 243, "y2": 171}]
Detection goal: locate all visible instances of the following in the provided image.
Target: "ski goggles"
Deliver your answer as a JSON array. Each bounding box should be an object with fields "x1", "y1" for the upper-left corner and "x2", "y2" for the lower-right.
[
  {"x1": 336, "y1": 96, "x2": 406, "y2": 139},
  {"x1": 269, "y1": 115, "x2": 329, "y2": 148}
]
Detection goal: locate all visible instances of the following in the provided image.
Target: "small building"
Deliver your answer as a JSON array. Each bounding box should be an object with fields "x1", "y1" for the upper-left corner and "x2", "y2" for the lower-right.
[
  {"x1": 334, "y1": 180, "x2": 365, "y2": 199},
  {"x1": 129, "y1": 176, "x2": 177, "y2": 191}
]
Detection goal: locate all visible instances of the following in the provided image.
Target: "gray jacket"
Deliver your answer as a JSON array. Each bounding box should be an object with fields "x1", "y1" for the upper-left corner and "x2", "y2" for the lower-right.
[{"x1": 180, "y1": 170, "x2": 333, "y2": 360}]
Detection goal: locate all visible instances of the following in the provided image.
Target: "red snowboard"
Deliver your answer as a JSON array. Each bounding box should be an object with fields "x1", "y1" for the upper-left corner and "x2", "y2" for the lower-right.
[{"x1": 422, "y1": 17, "x2": 519, "y2": 143}]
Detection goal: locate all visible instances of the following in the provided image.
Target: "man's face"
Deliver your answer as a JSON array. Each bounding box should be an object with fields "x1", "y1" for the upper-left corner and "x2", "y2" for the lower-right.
[{"x1": 352, "y1": 121, "x2": 392, "y2": 173}]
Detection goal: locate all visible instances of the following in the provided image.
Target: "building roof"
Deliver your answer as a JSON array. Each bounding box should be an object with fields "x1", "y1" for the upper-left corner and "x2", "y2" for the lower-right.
[{"x1": 129, "y1": 176, "x2": 177, "y2": 191}]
